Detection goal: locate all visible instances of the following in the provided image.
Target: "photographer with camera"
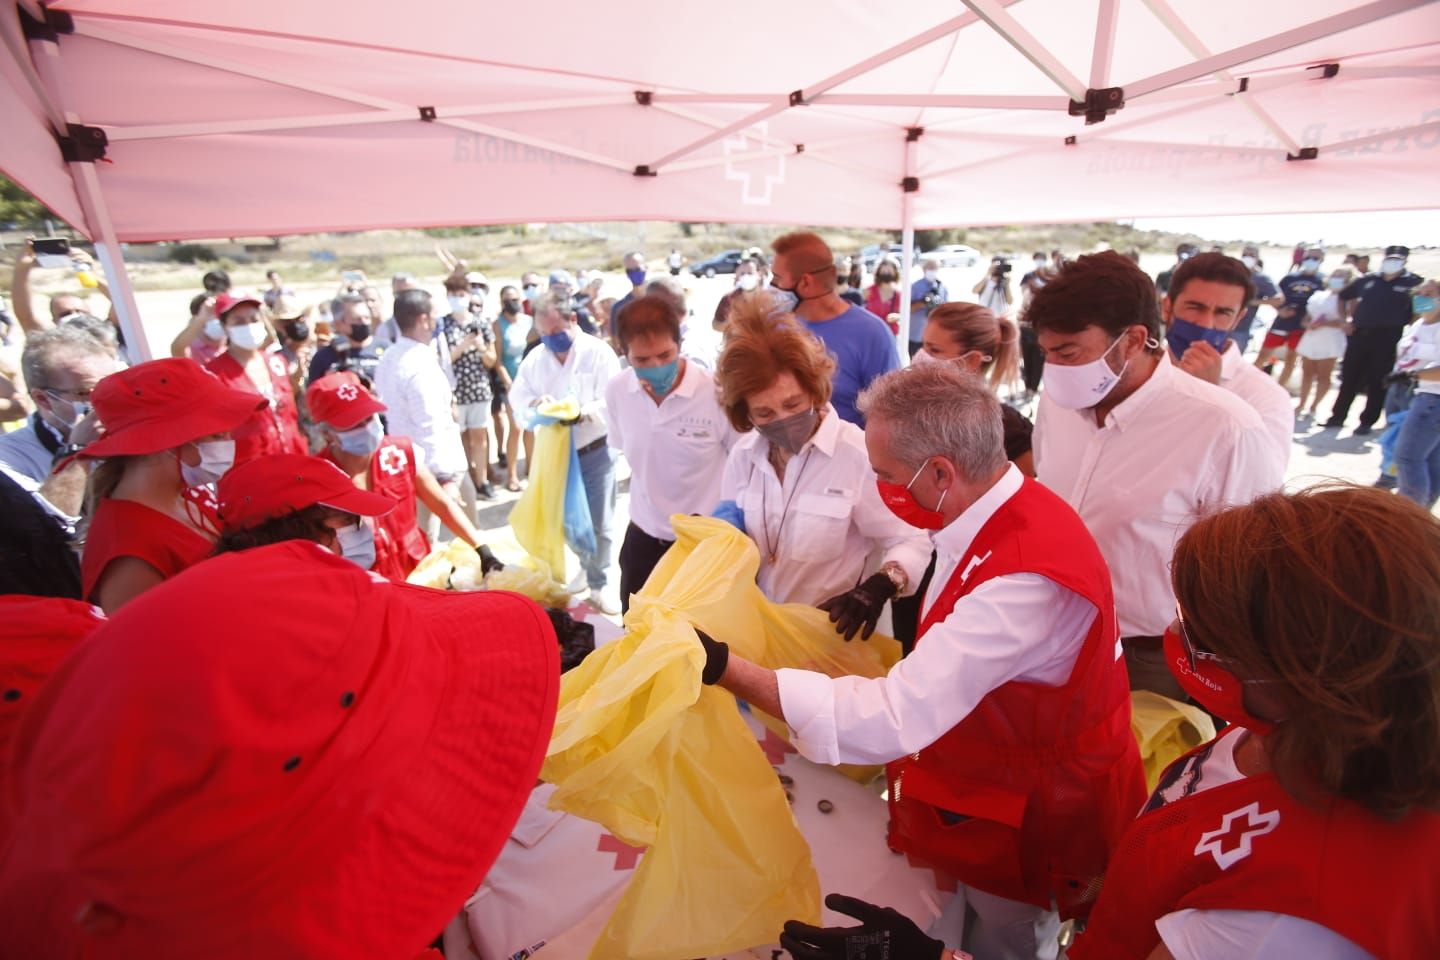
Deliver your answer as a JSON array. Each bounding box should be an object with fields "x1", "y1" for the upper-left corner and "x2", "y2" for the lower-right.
[
  {"x1": 906, "y1": 258, "x2": 949, "y2": 358},
  {"x1": 973, "y1": 255, "x2": 1014, "y2": 318}
]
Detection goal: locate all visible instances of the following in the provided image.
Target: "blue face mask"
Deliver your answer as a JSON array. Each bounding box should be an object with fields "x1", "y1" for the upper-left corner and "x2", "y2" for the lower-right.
[
  {"x1": 1414, "y1": 295, "x2": 1437, "y2": 314},
  {"x1": 626, "y1": 268, "x2": 647, "y2": 286},
  {"x1": 334, "y1": 417, "x2": 382, "y2": 457},
  {"x1": 1166, "y1": 317, "x2": 1230, "y2": 358},
  {"x1": 635, "y1": 358, "x2": 680, "y2": 395},
  {"x1": 541, "y1": 329, "x2": 574, "y2": 354}
]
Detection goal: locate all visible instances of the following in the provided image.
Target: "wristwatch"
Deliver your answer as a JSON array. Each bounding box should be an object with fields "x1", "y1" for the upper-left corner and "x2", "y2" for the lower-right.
[{"x1": 879, "y1": 561, "x2": 908, "y2": 596}]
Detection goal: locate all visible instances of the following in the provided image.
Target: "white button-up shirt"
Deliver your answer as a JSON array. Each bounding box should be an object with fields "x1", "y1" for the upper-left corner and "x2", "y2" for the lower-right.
[
  {"x1": 509, "y1": 331, "x2": 621, "y2": 451},
  {"x1": 372, "y1": 334, "x2": 467, "y2": 481},
  {"x1": 606, "y1": 362, "x2": 737, "y2": 540},
  {"x1": 719, "y1": 406, "x2": 931, "y2": 607},
  {"x1": 1035, "y1": 354, "x2": 1281, "y2": 638},
  {"x1": 1218, "y1": 342, "x2": 1293, "y2": 474},
  {"x1": 0, "y1": 414, "x2": 56, "y2": 484},
  {"x1": 776, "y1": 464, "x2": 1102, "y2": 766}
]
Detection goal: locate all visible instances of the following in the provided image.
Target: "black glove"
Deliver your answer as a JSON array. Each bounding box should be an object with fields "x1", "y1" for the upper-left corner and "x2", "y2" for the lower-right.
[
  {"x1": 780, "y1": 893, "x2": 945, "y2": 960},
  {"x1": 478, "y1": 544, "x2": 504, "y2": 576},
  {"x1": 696, "y1": 629, "x2": 728, "y2": 685},
  {"x1": 817, "y1": 572, "x2": 897, "y2": 642}
]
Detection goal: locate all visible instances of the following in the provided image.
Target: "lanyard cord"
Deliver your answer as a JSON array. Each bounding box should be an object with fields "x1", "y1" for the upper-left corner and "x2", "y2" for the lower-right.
[{"x1": 757, "y1": 446, "x2": 814, "y2": 565}]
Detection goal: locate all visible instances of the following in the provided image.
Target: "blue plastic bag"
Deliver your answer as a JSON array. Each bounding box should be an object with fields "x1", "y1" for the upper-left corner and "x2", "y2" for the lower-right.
[{"x1": 562, "y1": 433, "x2": 597, "y2": 556}]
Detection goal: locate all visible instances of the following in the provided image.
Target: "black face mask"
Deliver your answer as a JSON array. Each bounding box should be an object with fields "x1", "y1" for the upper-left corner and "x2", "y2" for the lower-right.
[
  {"x1": 877, "y1": 274, "x2": 897, "y2": 284},
  {"x1": 348, "y1": 323, "x2": 371, "y2": 343},
  {"x1": 502, "y1": 300, "x2": 521, "y2": 315},
  {"x1": 285, "y1": 320, "x2": 310, "y2": 341}
]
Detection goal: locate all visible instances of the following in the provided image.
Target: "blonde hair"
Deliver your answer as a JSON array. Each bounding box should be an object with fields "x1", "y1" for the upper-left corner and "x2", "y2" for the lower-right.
[{"x1": 925, "y1": 302, "x2": 1020, "y2": 390}]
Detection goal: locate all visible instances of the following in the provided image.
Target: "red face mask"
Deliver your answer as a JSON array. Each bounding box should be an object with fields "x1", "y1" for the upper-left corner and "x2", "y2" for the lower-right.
[
  {"x1": 876, "y1": 460, "x2": 948, "y2": 530},
  {"x1": 1163, "y1": 625, "x2": 1275, "y2": 734}
]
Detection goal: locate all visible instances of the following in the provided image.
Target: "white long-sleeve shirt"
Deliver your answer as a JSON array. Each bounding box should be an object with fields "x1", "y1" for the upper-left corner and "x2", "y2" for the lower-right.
[
  {"x1": 508, "y1": 331, "x2": 621, "y2": 451},
  {"x1": 1034, "y1": 354, "x2": 1281, "y2": 638},
  {"x1": 372, "y1": 335, "x2": 467, "y2": 480},
  {"x1": 719, "y1": 407, "x2": 931, "y2": 607},
  {"x1": 606, "y1": 362, "x2": 737, "y2": 540},
  {"x1": 1216, "y1": 343, "x2": 1292, "y2": 475},
  {"x1": 776, "y1": 464, "x2": 1102, "y2": 766}
]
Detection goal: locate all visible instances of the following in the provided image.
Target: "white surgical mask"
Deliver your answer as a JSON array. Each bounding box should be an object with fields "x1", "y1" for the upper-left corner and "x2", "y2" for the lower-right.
[
  {"x1": 1034, "y1": 258, "x2": 1047, "y2": 268},
  {"x1": 1041, "y1": 335, "x2": 1131, "y2": 410},
  {"x1": 203, "y1": 317, "x2": 225, "y2": 341},
  {"x1": 736, "y1": 273, "x2": 759, "y2": 292},
  {"x1": 1328, "y1": 277, "x2": 1346, "y2": 290},
  {"x1": 924, "y1": 269, "x2": 939, "y2": 282},
  {"x1": 334, "y1": 417, "x2": 383, "y2": 457},
  {"x1": 335, "y1": 521, "x2": 376, "y2": 570},
  {"x1": 1382, "y1": 257, "x2": 1406, "y2": 276},
  {"x1": 768, "y1": 285, "x2": 799, "y2": 313},
  {"x1": 1241, "y1": 255, "x2": 1258, "y2": 270},
  {"x1": 227, "y1": 321, "x2": 267, "y2": 351},
  {"x1": 911, "y1": 348, "x2": 937, "y2": 366},
  {"x1": 178, "y1": 438, "x2": 235, "y2": 487},
  {"x1": 447, "y1": 295, "x2": 469, "y2": 315},
  {"x1": 1301, "y1": 258, "x2": 1321, "y2": 274}
]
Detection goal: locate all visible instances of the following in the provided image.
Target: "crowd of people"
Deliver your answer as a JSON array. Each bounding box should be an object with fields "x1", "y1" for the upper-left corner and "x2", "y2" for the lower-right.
[{"x1": 0, "y1": 228, "x2": 1436, "y2": 959}]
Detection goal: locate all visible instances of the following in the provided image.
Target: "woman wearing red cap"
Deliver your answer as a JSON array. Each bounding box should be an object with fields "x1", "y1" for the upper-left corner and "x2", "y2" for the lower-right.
[
  {"x1": 305, "y1": 371, "x2": 499, "y2": 580},
  {"x1": 204, "y1": 292, "x2": 308, "y2": 464},
  {"x1": 78, "y1": 358, "x2": 265, "y2": 614}
]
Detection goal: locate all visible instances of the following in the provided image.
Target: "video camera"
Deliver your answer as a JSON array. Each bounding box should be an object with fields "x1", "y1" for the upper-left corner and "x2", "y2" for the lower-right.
[{"x1": 991, "y1": 257, "x2": 1012, "y2": 277}]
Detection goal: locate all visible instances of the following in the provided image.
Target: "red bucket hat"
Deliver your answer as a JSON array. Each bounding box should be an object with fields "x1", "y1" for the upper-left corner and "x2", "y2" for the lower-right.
[
  {"x1": 306, "y1": 371, "x2": 387, "y2": 431},
  {"x1": 0, "y1": 540, "x2": 560, "y2": 958},
  {"x1": 79, "y1": 358, "x2": 266, "y2": 460},
  {"x1": 217, "y1": 454, "x2": 396, "y2": 532}
]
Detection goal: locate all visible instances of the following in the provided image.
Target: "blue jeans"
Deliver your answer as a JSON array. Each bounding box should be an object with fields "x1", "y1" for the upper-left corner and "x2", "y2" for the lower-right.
[
  {"x1": 575, "y1": 442, "x2": 617, "y2": 589},
  {"x1": 1395, "y1": 391, "x2": 1440, "y2": 508}
]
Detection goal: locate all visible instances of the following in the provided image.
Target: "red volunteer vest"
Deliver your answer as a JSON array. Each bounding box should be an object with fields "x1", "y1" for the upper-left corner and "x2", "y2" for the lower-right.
[
  {"x1": 205, "y1": 351, "x2": 307, "y2": 465},
  {"x1": 1072, "y1": 728, "x2": 1440, "y2": 959},
  {"x1": 886, "y1": 478, "x2": 1145, "y2": 920},
  {"x1": 326, "y1": 436, "x2": 429, "y2": 582}
]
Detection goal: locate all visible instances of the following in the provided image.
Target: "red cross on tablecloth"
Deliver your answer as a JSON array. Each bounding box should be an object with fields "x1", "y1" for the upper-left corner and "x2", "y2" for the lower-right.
[
  {"x1": 758, "y1": 728, "x2": 798, "y2": 766},
  {"x1": 597, "y1": 833, "x2": 646, "y2": 871}
]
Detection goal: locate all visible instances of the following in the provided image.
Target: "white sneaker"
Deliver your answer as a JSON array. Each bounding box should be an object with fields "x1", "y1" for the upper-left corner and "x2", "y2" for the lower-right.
[{"x1": 586, "y1": 587, "x2": 620, "y2": 616}]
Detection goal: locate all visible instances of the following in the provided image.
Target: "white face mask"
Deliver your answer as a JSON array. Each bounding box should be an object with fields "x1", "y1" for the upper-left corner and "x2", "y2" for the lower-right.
[
  {"x1": 448, "y1": 295, "x2": 469, "y2": 315},
  {"x1": 334, "y1": 417, "x2": 383, "y2": 457},
  {"x1": 227, "y1": 321, "x2": 267, "y2": 351},
  {"x1": 1041, "y1": 334, "x2": 1131, "y2": 410},
  {"x1": 178, "y1": 438, "x2": 235, "y2": 487},
  {"x1": 1328, "y1": 276, "x2": 1346, "y2": 290},
  {"x1": 1241, "y1": 255, "x2": 1258, "y2": 271},
  {"x1": 335, "y1": 521, "x2": 376, "y2": 570},
  {"x1": 1034, "y1": 258, "x2": 1047, "y2": 269},
  {"x1": 1382, "y1": 257, "x2": 1406, "y2": 276},
  {"x1": 202, "y1": 317, "x2": 225, "y2": 341},
  {"x1": 736, "y1": 273, "x2": 759, "y2": 292},
  {"x1": 1301, "y1": 259, "x2": 1321, "y2": 274},
  {"x1": 923, "y1": 269, "x2": 939, "y2": 282}
]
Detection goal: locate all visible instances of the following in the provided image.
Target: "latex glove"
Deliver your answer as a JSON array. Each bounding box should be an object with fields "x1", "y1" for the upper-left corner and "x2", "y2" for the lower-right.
[
  {"x1": 477, "y1": 544, "x2": 504, "y2": 576},
  {"x1": 710, "y1": 499, "x2": 746, "y2": 534},
  {"x1": 817, "y1": 572, "x2": 897, "y2": 642},
  {"x1": 695, "y1": 629, "x2": 728, "y2": 685},
  {"x1": 780, "y1": 894, "x2": 947, "y2": 960}
]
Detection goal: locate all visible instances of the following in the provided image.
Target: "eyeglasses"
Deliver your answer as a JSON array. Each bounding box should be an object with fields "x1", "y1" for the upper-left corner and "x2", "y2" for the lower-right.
[
  {"x1": 1174, "y1": 606, "x2": 1267, "y2": 683},
  {"x1": 43, "y1": 387, "x2": 93, "y2": 403}
]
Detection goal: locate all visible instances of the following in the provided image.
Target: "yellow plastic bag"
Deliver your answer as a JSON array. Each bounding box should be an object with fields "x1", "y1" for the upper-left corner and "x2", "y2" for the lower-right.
[
  {"x1": 1130, "y1": 690, "x2": 1217, "y2": 792},
  {"x1": 404, "y1": 538, "x2": 482, "y2": 590},
  {"x1": 542, "y1": 516, "x2": 904, "y2": 959},
  {"x1": 482, "y1": 555, "x2": 575, "y2": 608},
  {"x1": 507, "y1": 398, "x2": 580, "y2": 575}
]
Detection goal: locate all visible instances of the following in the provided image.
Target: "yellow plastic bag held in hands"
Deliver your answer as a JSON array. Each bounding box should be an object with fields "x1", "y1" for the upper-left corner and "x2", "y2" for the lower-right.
[
  {"x1": 508, "y1": 398, "x2": 580, "y2": 575},
  {"x1": 542, "y1": 516, "x2": 902, "y2": 959},
  {"x1": 1130, "y1": 690, "x2": 1217, "y2": 792}
]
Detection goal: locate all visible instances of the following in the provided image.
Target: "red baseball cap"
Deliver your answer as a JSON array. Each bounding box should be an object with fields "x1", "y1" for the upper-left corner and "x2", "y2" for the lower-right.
[
  {"x1": 212, "y1": 292, "x2": 263, "y2": 318},
  {"x1": 306, "y1": 371, "x2": 387, "y2": 430},
  {"x1": 217, "y1": 454, "x2": 396, "y2": 532},
  {"x1": 79, "y1": 358, "x2": 265, "y2": 460},
  {"x1": 0, "y1": 540, "x2": 560, "y2": 957}
]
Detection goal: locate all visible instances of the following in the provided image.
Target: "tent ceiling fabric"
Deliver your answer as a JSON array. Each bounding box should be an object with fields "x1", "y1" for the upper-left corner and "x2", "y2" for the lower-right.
[{"x1": 3, "y1": 0, "x2": 1438, "y2": 240}]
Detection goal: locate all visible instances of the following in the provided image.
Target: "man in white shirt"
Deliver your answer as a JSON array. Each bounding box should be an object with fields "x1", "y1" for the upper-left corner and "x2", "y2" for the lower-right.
[
  {"x1": 0, "y1": 325, "x2": 118, "y2": 485},
  {"x1": 1029, "y1": 252, "x2": 1281, "y2": 700},
  {"x1": 1162, "y1": 252, "x2": 1293, "y2": 471},
  {"x1": 372, "y1": 289, "x2": 468, "y2": 497},
  {"x1": 606, "y1": 294, "x2": 736, "y2": 612},
  {"x1": 510, "y1": 293, "x2": 623, "y2": 613},
  {"x1": 697, "y1": 362, "x2": 1144, "y2": 960}
]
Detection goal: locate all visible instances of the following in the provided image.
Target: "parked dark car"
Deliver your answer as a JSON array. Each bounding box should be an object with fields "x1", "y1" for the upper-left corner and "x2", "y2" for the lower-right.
[{"x1": 691, "y1": 249, "x2": 745, "y2": 278}]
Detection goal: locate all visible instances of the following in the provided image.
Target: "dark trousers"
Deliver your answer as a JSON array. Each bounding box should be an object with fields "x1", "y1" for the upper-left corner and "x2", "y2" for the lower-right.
[
  {"x1": 618, "y1": 522, "x2": 674, "y2": 613},
  {"x1": 1329, "y1": 326, "x2": 1404, "y2": 428},
  {"x1": 1019, "y1": 323, "x2": 1045, "y2": 394}
]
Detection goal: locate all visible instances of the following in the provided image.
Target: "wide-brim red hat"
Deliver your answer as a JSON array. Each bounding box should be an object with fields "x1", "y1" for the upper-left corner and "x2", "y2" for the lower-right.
[
  {"x1": 217, "y1": 454, "x2": 397, "y2": 532},
  {"x1": 0, "y1": 540, "x2": 559, "y2": 958},
  {"x1": 80, "y1": 358, "x2": 265, "y2": 460},
  {"x1": 305, "y1": 370, "x2": 387, "y2": 431}
]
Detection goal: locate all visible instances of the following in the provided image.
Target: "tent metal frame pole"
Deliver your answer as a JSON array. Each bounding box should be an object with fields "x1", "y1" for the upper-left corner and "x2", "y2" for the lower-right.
[
  {"x1": 27, "y1": 38, "x2": 149, "y2": 359},
  {"x1": 958, "y1": 0, "x2": 1088, "y2": 101},
  {"x1": 1125, "y1": 0, "x2": 1434, "y2": 100},
  {"x1": 1089, "y1": 0, "x2": 1120, "y2": 89},
  {"x1": 897, "y1": 135, "x2": 916, "y2": 364}
]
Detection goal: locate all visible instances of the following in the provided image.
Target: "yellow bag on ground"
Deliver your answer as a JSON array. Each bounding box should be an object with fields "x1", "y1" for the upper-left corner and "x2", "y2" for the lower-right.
[
  {"x1": 507, "y1": 398, "x2": 580, "y2": 575},
  {"x1": 483, "y1": 555, "x2": 574, "y2": 608},
  {"x1": 542, "y1": 516, "x2": 905, "y2": 960},
  {"x1": 404, "y1": 538, "x2": 482, "y2": 590},
  {"x1": 1130, "y1": 690, "x2": 1217, "y2": 792}
]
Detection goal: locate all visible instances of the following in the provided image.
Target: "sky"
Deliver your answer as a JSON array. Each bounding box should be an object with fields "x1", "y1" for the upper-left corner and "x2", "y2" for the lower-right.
[{"x1": 1131, "y1": 209, "x2": 1439, "y2": 249}]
